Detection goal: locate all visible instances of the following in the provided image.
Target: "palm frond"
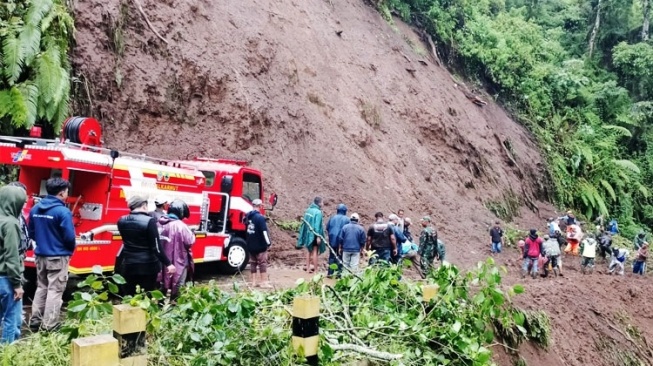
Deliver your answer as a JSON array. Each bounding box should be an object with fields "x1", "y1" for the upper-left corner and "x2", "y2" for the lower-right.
[
  {"x1": 613, "y1": 159, "x2": 641, "y2": 174},
  {"x1": 579, "y1": 144, "x2": 594, "y2": 165},
  {"x1": 18, "y1": 82, "x2": 39, "y2": 127},
  {"x1": 636, "y1": 183, "x2": 650, "y2": 199},
  {"x1": 54, "y1": 96, "x2": 69, "y2": 132},
  {"x1": 618, "y1": 171, "x2": 631, "y2": 184},
  {"x1": 8, "y1": 86, "x2": 28, "y2": 127},
  {"x1": 26, "y1": 0, "x2": 54, "y2": 27},
  {"x1": 36, "y1": 46, "x2": 62, "y2": 104},
  {"x1": 3, "y1": 32, "x2": 24, "y2": 84},
  {"x1": 601, "y1": 125, "x2": 632, "y2": 137},
  {"x1": 599, "y1": 179, "x2": 616, "y2": 202},
  {"x1": 19, "y1": 25, "x2": 42, "y2": 68}
]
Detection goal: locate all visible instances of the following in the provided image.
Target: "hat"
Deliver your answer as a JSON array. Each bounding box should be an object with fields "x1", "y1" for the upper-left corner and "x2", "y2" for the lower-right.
[
  {"x1": 128, "y1": 196, "x2": 148, "y2": 210},
  {"x1": 544, "y1": 234, "x2": 550, "y2": 240},
  {"x1": 154, "y1": 196, "x2": 168, "y2": 206},
  {"x1": 404, "y1": 217, "x2": 412, "y2": 225},
  {"x1": 350, "y1": 213, "x2": 360, "y2": 221},
  {"x1": 529, "y1": 229, "x2": 537, "y2": 236},
  {"x1": 388, "y1": 214, "x2": 399, "y2": 222},
  {"x1": 421, "y1": 216, "x2": 431, "y2": 222},
  {"x1": 252, "y1": 199, "x2": 263, "y2": 206}
]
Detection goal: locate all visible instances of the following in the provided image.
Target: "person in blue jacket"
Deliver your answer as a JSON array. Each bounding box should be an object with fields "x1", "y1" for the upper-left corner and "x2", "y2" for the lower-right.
[
  {"x1": 325, "y1": 204, "x2": 350, "y2": 277},
  {"x1": 337, "y1": 213, "x2": 366, "y2": 273},
  {"x1": 388, "y1": 214, "x2": 407, "y2": 263},
  {"x1": 28, "y1": 178, "x2": 76, "y2": 332}
]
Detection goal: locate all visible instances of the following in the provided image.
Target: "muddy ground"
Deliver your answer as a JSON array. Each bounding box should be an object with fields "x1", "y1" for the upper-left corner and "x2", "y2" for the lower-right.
[{"x1": 64, "y1": 0, "x2": 653, "y2": 364}]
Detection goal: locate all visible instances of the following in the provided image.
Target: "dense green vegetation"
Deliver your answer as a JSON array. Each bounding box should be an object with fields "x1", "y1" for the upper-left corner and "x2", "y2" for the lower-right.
[
  {"x1": 0, "y1": 0, "x2": 74, "y2": 134},
  {"x1": 379, "y1": 0, "x2": 653, "y2": 236},
  {"x1": 1, "y1": 261, "x2": 549, "y2": 365}
]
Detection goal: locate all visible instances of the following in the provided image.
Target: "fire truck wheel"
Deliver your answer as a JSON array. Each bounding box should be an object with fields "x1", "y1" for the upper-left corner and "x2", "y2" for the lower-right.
[{"x1": 218, "y1": 238, "x2": 249, "y2": 274}]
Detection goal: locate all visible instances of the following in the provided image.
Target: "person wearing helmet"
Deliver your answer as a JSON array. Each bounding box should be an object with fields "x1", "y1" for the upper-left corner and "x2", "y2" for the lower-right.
[
  {"x1": 325, "y1": 204, "x2": 350, "y2": 278},
  {"x1": 245, "y1": 199, "x2": 272, "y2": 288},
  {"x1": 150, "y1": 197, "x2": 168, "y2": 222},
  {"x1": 158, "y1": 199, "x2": 196, "y2": 298},
  {"x1": 337, "y1": 213, "x2": 366, "y2": 273}
]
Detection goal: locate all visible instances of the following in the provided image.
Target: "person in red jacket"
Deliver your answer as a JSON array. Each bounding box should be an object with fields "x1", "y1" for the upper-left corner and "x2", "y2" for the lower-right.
[{"x1": 522, "y1": 229, "x2": 544, "y2": 279}]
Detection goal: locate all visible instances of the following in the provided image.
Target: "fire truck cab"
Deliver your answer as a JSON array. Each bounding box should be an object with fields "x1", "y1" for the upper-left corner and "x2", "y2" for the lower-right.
[{"x1": 0, "y1": 117, "x2": 276, "y2": 276}]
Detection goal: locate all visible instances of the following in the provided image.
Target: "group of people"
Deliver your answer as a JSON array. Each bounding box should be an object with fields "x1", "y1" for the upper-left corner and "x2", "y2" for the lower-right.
[
  {"x1": 290, "y1": 197, "x2": 447, "y2": 279},
  {"x1": 489, "y1": 211, "x2": 649, "y2": 279},
  {"x1": 0, "y1": 178, "x2": 197, "y2": 344}
]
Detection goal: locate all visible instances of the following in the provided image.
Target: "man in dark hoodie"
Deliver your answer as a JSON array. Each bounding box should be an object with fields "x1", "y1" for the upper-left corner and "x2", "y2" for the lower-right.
[
  {"x1": 245, "y1": 199, "x2": 272, "y2": 288},
  {"x1": 325, "y1": 204, "x2": 350, "y2": 277},
  {"x1": 0, "y1": 186, "x2": 27, "y2": 343},
  {"x1": 522, "y1": 229, "x2": 544, "y2": 279},
  {"x1": 28, "y1": 178, "x2": 76, "y2": 331}
]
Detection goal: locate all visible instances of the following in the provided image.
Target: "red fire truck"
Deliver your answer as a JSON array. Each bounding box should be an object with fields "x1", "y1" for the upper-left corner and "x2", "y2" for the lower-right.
[{"x1": 0, "y1": 117, "x2": 277, "y2": 276}]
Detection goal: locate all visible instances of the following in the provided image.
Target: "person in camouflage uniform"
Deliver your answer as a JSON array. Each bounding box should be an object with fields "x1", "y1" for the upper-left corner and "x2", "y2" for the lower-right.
[{"x1": 418, "y1": 216, "x2": 438, "y2": 278}]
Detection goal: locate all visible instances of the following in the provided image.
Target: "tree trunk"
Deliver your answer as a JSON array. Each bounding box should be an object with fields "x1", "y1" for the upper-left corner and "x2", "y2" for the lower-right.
[
  {"x1": 588, "y1": 0, "x2": 602, "y2": 57},
  {"x1": 643, "y1": 0, "x2": 650, "y2": 41}
]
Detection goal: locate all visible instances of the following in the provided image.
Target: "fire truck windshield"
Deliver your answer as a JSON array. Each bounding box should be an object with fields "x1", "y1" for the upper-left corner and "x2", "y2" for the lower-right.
[
  {"x1": 242, "y1": 172, "x2": 261, "y2": 202},
  {"x1": 201, "y1": 171, "x2": 216, "y2": 187}
]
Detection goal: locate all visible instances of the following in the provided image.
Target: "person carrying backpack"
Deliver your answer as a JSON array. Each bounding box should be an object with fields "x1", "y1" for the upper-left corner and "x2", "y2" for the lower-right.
[
  {"x1": 541, "y1": 234, "x2": 561, "y2": 277},
  {"x1": 633, "y1": 243, "x2": 648, "y2": 275},
  {"x1": 365, "y1": 212, "x2": 396, "y2": 265}
]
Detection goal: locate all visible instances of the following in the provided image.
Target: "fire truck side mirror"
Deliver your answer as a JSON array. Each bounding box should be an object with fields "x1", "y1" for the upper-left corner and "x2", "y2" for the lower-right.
[
  {"x1": 110, "y1": 150, "x2": 120, "y2": 159},
  {"x1": 221, "y1": 176, "x2": 233, "y2": 194}
]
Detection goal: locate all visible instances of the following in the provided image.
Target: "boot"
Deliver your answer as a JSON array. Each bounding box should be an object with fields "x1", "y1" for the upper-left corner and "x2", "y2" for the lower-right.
[
  {"x1": 521, "y1": 269, "x2": 527, "y2": 278},
  {"x1": 250, "y1": 272, "x2": 257, "y2": 287},
  {"x1": 259, "y1": 273, "x2": 273, "y2": 289}
]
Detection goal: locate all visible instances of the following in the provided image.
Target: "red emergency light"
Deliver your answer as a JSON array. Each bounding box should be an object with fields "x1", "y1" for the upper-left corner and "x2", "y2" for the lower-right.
[{"x1": 29, "y1": 126, "x2": 42, "y2": 138}]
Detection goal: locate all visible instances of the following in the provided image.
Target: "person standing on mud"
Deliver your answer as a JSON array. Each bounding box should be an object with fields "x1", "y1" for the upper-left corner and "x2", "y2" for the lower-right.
[
  {"x1": 325, "y1": 204, "x2": 350, "y2": 278},
  {"x1": 489, "y1": 221, "x2": 504, "y2": 254},
  {"x1": 418, "y1": 216, "x2": 438, "y2": 278},
  {"x1": 158, "y1": 199, "x2": 196, "y2": 297},
  {"x1": 633, "y1": 243, "x2": 648, "y2": 275},
  {"x1": 0, "y1": 186, "x2": 27, "y2": 343},
  {"x1": 338, "y1": 213, "x2": 366, "y2": 273},
  {"x1": 366, "y1": 212, "x2": 396, "y2": 265},
  {"x1": 522, "y1": 229, "x2": 543, "y2": 279},
  {"x1": 116, "y1": 196, "x2": 176, "y2": 296},
  {"x1": 245, "y1": 199, "x2": 272, "y2": 288},
  {"x1": 608, "y1": 247, "x2": 629, "y2": 276},
  {"x1": 541, "y1": 234, "x2": 561, "y2": 277},
  {"x1": 28, "y1": 178, "x2": 76, "y2": 332},
  {"x1": 579, "y1": 234, "x2": 597, "y2": 274},
  {"x1": 388, "y1": 214, "x2": 407, "y2": 263},
  {"x1": 297, "y1": 197, "x2": 325, "y2": 273},
  {"x1": 397, "y1": 209, "x2": 406, "y2": 232}
]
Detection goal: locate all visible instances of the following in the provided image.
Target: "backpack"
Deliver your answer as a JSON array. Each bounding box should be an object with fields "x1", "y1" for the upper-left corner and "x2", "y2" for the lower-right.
[{"x1": 370, "y1": 222, "x2": 392, "y2": 249}]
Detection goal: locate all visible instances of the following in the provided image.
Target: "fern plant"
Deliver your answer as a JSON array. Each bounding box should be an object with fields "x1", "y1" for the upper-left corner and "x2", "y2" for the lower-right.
[{"x1": 0, "y1": 0, "x2": 74, "y2": 133}]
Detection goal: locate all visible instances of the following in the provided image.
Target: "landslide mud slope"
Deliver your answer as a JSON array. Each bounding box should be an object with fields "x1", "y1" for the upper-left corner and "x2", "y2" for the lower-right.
[{"x1": 71, "y1": 0, "x2": 548, "y2": 259}]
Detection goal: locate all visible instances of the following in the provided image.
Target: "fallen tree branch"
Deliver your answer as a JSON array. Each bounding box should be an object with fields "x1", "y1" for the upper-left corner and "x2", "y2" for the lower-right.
[
  {"x1": 424, "y1": 32, "x2": 441, "y2": 66},
  {"x1": 328, "y1": 343, "x2": 403, "y2": 360},
  {"x1": 132, "y1": 0, "x2": 169, "y2": 45}
]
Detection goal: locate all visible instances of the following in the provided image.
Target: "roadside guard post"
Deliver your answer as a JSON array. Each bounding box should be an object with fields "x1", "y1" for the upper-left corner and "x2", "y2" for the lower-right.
[
  {"x1": 113, "y1": 304, "x2": 148, "y2": 366},
  {"x1": 292, "y1": 295, "x2": 320, "y2": 365},
  {"x1": 72, "y1": 334, "x2": 119, "y2": 366}
]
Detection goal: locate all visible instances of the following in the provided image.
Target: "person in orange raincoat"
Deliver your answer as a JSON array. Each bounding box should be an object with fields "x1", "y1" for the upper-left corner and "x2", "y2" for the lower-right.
[{"x1": 565, "y1": 224, "x2": 583, "y2": 255}]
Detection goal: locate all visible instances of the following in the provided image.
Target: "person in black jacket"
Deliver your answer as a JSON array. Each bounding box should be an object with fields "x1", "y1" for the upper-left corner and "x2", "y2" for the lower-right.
[
  {"x1": 117, "y1": 196, "x2": 175, "y2": 296},
  {"x1": 245, "y1": 199, "x2": 271, "y2": 288}
]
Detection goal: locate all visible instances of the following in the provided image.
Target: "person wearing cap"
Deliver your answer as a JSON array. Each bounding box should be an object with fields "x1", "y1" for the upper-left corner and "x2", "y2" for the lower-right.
[
  {"x1": 403, "y1": 218, "x2": 414, "y2": 242},
  {"x1": 547, "y1": 217, "x2": 559, "y2": 237},
  {"x1": 337, "y1": 213, "x2": 366, "y2": 273},
  {"x1": 325, "y1": 204, "x2": 350, "y2": 278},
  {"x1": 418, "y1": 216, "x2": 438, "y2": 278},
  {"x1": 117, "y1": 196, "x2": 176, "y2": 296},
  {"x1": 522, "y1": 229, "x2": 544, "y2": 279},
  {"x1": 244, "y1": 199, "x2": 272, "y2": 288},
  {"x1": 398, "y1": 218, "x2": 421, "y2": 275},
  {"x1": 28, "y1": 177, "x2": 76, "y2": 332},
  {"x1": 150, "y1": 197, "x2": 168, "y2": 222}
]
